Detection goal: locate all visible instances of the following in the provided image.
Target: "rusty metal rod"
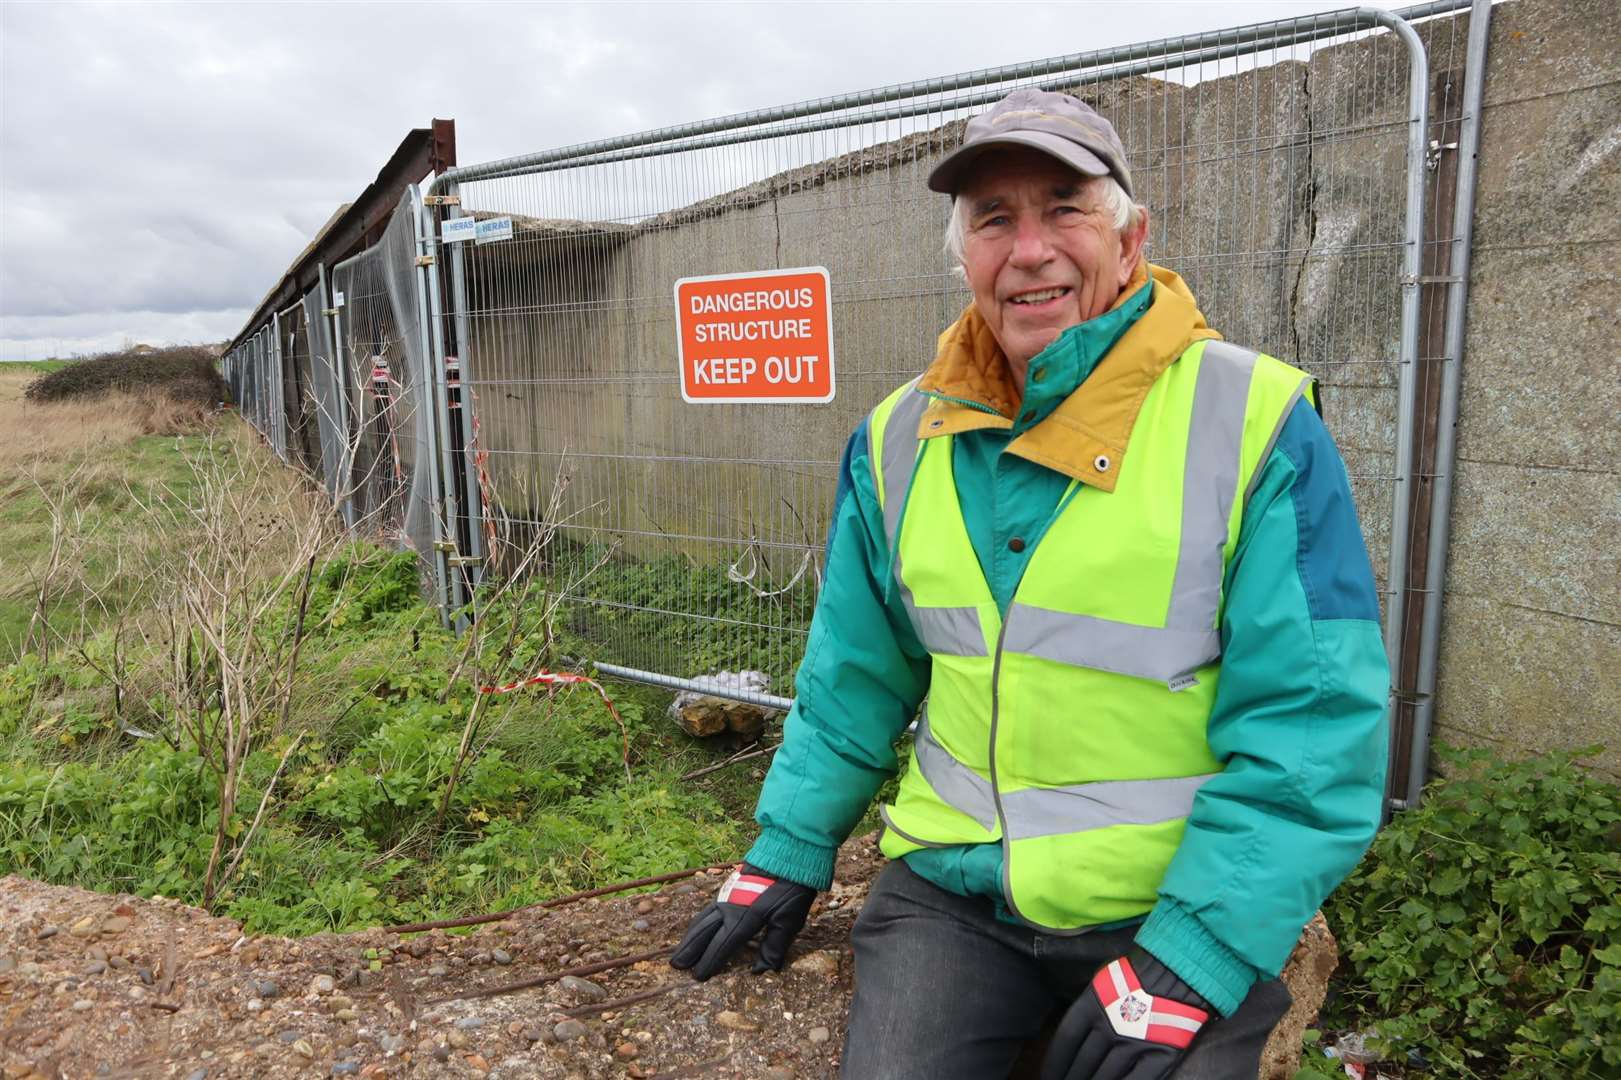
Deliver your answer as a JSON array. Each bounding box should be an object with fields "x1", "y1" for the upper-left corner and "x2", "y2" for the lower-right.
[
  {"x1": 649, "y1": 1053, "x2": 734, "y2": 1079},
  {"x1": 561, "y1": 981, "x2": 685, "y2": 1018},
  {"x1": 383, "y1": 863, "x2": 731, "y2": 933},
  {"x1": 425, "y1": 947, "x2": 675, "y2": 1005}
]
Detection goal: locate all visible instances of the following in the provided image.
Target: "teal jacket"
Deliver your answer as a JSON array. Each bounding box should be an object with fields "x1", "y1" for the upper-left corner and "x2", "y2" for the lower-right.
[{"x1": 745, "y1": 271, "x2": 1389, "y2": 1016}]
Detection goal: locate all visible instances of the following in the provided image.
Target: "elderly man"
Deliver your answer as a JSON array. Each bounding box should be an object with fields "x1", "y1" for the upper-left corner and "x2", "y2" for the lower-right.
[{"x1": 672, "y1": 88, "x2": 1388, "y2": 1080}]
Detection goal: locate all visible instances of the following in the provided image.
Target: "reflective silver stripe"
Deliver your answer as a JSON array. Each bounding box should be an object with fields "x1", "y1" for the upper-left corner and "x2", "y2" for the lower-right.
[
  {"x1": 913, "y1": 715, "x2": 1212, "y2": 839},
  {"x1": 1002, "y1": 604, "x2": 1220, "y2": 683},
  {"x1": 879, "y1": 384, "x2": 988, "y2": 656},
  {"x1": 1166, "y1": 341, "x2": 1257, "y2": 631},
  {"x1": 1243, "y1": 375, "x2": 1312, "y2": 507},
  {"x1": 914, "y1": 709, "x2": 998, "y2": 830},
  {"x1": 1002, "y1": 772, "x2": 1216, "y2": 840},
  {"x1": 904, "y1": 598, "x2": 989, "y2": 657},
  {"x1": 879, "y1": 382, "x2": 930, "y2": 551}
]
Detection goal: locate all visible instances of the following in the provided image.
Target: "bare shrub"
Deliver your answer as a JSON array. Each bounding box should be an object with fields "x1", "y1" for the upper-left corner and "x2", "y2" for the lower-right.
[{"x1": 24, "y1": 346, "x2": 224, "y2": 408}]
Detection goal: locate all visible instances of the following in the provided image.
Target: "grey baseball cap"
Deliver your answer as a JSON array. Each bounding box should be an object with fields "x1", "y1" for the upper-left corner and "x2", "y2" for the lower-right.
[{"x1": 927, "y1": 88, "x2": 1133, "y2": 199}]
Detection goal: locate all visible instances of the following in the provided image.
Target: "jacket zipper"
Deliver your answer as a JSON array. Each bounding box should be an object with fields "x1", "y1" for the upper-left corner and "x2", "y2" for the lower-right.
[{"x1": 920, "y1": 389, "x2": 1004, "y2": 418}]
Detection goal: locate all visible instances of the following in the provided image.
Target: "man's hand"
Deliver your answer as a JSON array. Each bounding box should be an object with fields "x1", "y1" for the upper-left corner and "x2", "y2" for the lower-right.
[
  {"x1": 669, "y1": 864, "x2": 816, "y2": 980},
  {"x1": 1041, "y1": 948, "x2": 1212, "y2": 1080}
]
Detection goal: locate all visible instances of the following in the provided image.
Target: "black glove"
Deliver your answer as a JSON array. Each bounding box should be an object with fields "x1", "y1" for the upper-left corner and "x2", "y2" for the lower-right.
[
  {"x1": 1041, "y1": 947, "x2": 1213, "y2": 1080},
  {"x1": 668, "y1": 864, "x2": 816, "y2": 980}
]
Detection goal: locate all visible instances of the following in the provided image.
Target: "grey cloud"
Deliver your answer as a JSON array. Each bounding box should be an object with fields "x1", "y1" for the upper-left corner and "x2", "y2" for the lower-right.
[{"x1": 1, "y1": 0, "x2": 1399, "y2": 357}]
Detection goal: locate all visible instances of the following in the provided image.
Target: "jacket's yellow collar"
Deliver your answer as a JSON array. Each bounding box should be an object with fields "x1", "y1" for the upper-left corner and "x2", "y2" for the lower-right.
[{"x1": 913, "y1": 263, "x2": 1218, "y2": 493}]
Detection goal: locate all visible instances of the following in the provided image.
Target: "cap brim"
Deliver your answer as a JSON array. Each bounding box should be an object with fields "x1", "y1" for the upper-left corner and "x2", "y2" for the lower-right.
[{"x1": 927, "y1": 131, "x2": 1113, "y2": 194}]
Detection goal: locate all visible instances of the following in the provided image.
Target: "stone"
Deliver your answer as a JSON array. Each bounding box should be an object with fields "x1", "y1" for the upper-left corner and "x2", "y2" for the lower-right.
[
  {"x1": 83, "y1": 960, "x2": 107, "y2": 976},
  {"x1": 808, "y1": 1026, "x2": 831, "y2": 1045},
  {"x1": 455, "y1": 1017, "x2": 485, "y2": 1030},
  {"x1": 254, "y1": 979, "x2": 279, "y2": 998},
  {"x1": 310, "y1": 974, "x2": 336, "y2": 994},
  {"x1": 100, "y1": 916, "x2": 131, "y2": 934},
  {"x1": 615, "y1": 1041, "x2": 640, "y2": 1060},
  {"x1": 380, "y1": 1034, "x2": 406, "y2": 1055},
  {"x1": 715, "y1": 1011, "x2": 757, "y2": 1032},
  {"x1": 558, "y1": 975, "x2": 607, "y2": 1001},
  {"x1": 465, "y1": 1055, "x2": 489, "y2": 1073},
  {"x1": 68, "y1": 917, "x2": 98, "y2": 938},
  {"x1": 553, "y1": 1019, "x2": 589, "y2": 1042},
  {"x1": 71, "y1": 999, "x2": 93, "y2": 1011},
  {"x1": 432, "y1": 1044, "x2": 451, "y2": 1063},
  {"x1": 137, "y1": 967, "x2": 154, "y2": 986},
  {"x1": 334, "y1": 1009, "x2": 358, "y2": 1022},
  {"x1": 427, "y1": 965, "x2": 448, "y2": 977},
  {"x1": 332, "y1": 1063, "x2": 360, "y2": 1076},
  {"x1": 631, "y1": 920, "x2": 650, "y2": 932},
  {"x1": 762, "y1": 1068, "x2": 795, "y2": 1080},
  {"x1": 788, "y1": 950, "x2": 839, "y2": 978},
  {"x1": 245, "y1": 998, "x2": 263, "y2": 1013},
  {"x1": 36, "y1": 927, "x2": 58, "y2": 940},
  {"x1": 293, "y1": 1040, "x2": 315, "y2": 1059},
  {"x1": 636, "y1": 900, "x2": 654, "y2": 915},
  {"x1": 0, "y1": 957, "x2": 14, "y2": 974},
  {"x1": 447, "y1": 1030, "x2": 470, "y2": 1050},
  {"x1": 521, "y1": 1024, "x2": 547, "y2": 1043},
  {"x1": 276, "y1": 1031, "x2": 303, "y2": 1045},
  {"x1": 1260, "y1": 912, "x2": 1339, "y2": 1080},
  {"x1": 184, "y1": 1070, "x2": 208, "y2": 1080},
  {"x1": 491, "y1": 949, "x2": 513, "y2": 965}
]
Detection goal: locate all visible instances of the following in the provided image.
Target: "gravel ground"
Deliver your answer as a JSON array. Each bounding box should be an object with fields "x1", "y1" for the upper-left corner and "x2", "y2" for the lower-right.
[{"x1": 0, "y1": 836, "x2": 886, "y2": 1080}]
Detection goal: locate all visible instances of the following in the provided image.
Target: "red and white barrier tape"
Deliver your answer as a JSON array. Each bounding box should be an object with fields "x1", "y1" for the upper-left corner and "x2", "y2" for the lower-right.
[{"x1": 476, "y1": 667, "x2": 628, "y2": 769}]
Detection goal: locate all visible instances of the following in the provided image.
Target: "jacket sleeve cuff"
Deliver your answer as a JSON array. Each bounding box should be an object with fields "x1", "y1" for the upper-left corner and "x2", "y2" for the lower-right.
[
  {"x1": 745, "y1": 827, "x2": 837, "y2": 891},
  {"x1": 1135, "y1": 901, "x2": 1259, "y2": 1017}
]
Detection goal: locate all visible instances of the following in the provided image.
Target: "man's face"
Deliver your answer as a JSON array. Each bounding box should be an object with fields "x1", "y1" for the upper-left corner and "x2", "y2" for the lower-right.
[{"x1": 958, "y1": 148, "x2": 1147, "y2": 370}]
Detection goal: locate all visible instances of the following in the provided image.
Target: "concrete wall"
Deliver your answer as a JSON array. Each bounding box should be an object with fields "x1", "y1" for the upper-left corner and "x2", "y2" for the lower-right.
[
  {"x1": 1431, "y1": 0, "x2": 1621, "y2": 775},
  {"x1": 462, "y1": 0, "x2": 1619, "y2": 771}
]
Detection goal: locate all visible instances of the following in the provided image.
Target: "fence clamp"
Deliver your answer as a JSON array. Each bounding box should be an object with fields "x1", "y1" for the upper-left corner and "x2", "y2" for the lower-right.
[
  {"x1": 448, "y1": 555, "x2": 483, "y2": 567},
  {"x1": 322, "y1": 307, "x2": 339, "y2": 317},
  {"x1": 423, "y1": 194, "x2": 461, "y2": 207},
  {"x1": 415, "y1": 255, "x2": 436, "y2": 268}
]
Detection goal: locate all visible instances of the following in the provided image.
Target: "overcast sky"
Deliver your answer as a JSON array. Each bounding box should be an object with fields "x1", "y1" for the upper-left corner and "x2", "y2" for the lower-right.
[{"x1": 0, "y1": 0, "x2": 1409, "y2": 360}]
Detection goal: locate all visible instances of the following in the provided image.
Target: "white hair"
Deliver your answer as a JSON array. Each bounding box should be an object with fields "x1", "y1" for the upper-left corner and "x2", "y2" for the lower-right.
[{"x1": 942, "y1": 174, "x2": 1142, "y2": 269}]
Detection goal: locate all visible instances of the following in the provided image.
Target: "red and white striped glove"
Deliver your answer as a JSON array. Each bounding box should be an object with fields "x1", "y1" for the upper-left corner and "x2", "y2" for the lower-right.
[
  {"x1": 669, "y1": 864, "x2": 815, "y2": 981},
  {"x1": 1042, "y1": 948, "x2": 1212, "y2": 1080}
]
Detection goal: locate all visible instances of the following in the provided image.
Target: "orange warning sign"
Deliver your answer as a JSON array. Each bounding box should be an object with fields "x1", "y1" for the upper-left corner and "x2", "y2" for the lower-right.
[{"x1": 674, "y1": 267, "x2": 835, "y2": 404}]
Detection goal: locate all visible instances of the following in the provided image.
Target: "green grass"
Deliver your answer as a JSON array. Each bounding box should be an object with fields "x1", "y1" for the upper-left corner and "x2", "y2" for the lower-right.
[
  {"x1": 0, "y1": 359, "x2": 74, "y2": 373},
  {"x1": 0, "y1": 432, "x2": 218, "y2": 659}
]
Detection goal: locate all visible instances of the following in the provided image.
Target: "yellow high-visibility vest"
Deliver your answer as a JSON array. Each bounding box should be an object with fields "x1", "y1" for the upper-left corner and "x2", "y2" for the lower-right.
[{"x1": 870, "y1": 339, "x2": 1313, "y2": 931}]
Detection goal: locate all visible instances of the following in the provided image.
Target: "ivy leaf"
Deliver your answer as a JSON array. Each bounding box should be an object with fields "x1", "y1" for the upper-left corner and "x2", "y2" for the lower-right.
[{"x1": 1430, "y1": 865, "x2": 1467, "y2": 896}]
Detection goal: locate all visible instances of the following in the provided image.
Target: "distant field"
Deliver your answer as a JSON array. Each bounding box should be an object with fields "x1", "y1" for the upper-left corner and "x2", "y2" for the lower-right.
[
  {"x1": 0, "y1": 359, "x2": 74, "y2": 373},
  {"x1": 0, "y1": 364, "x2": 223, "y2": 654}
]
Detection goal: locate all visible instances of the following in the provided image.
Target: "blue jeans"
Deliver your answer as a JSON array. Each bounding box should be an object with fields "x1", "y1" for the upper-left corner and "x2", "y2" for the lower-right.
[{"x1": 841, "y1": 862, "x2": 1292, "y2": 1080}]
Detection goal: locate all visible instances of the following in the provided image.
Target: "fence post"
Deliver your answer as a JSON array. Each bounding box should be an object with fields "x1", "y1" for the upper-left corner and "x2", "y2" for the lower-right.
[
  {"x1": 1371, "y1": 8, "x2": 1433, "y2": 815},
  {"x1": 270, "y1": 311, "x2": 286, "y2": 463},
  {"x1": 407, "y1": 184, "x2": 457, "y2": 628},
  {"x1": 1404, "y1": 0, "x2": 1493, "y2": 807},
  {"x1": 319, "y1": 261, "x2": 358, "y2": 531},
  {"x1": 445, "y1": 183, "x2": 487, "y2": 598}
]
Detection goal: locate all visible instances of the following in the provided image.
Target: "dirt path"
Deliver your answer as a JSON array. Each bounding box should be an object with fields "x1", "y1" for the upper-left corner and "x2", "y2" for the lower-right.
[
  {"x1": 0, "y1": 838, "x2": 884, "y2": 1080},
  {"x1": 2, "y1": 833, "x2": 1331, "y2": 1080}
]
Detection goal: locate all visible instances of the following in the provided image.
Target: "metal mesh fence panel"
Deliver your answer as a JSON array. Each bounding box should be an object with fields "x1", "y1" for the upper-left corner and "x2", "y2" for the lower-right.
[
  {"x1": 302, "y1": 282, "x2": 348, "y2": 504},
  {"x1": 444, "y1": 8, "x2": 1459, "y2": 702},
  {"x1": 279, "y1": 302, "x2": 322, "y2": 476},
  {"x1": 326, "y1": 192, "x2": 447, "y2": 612}
]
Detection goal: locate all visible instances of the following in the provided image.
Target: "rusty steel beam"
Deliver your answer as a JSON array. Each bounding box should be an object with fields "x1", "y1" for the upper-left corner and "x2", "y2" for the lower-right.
[{"x1": 228, "y1": 119, "x2": 456, "y2": 352}]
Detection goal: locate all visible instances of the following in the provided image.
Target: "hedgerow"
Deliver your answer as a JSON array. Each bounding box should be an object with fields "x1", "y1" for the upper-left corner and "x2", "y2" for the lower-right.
[{"x1": 1322, "y1": 746, "x2": 1621, "y2": 1079}]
